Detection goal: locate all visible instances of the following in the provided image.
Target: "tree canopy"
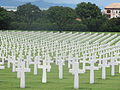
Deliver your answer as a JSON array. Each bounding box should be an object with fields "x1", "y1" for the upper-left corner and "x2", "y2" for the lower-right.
[
  {"x1": 0, "y1": 7, "x2": 11, "y2": 30},
  {"x1": 16, "y1": 3, "x2": 41, "y2": 29},
  {"x1": 75, "y1": 2, "x2": 102, "y2": 19},
  {"x1": 0, "y1": 2, "x2": 120, "y2": 32},
  {"x1": 101, "y1": 18, "x2": 120, "y2": 32},
  {"x1": 47, "y1": 6, "x2": 77, "y2": 31}
]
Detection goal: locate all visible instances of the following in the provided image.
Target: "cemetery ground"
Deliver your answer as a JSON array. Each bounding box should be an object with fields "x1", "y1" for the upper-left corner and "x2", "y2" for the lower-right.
[
  {"x1": 0, "y1": 63, "x2": 120, "y2": 90},
  {"x1": 1, "y1": 31, "x2": 120, "y2": 90}
]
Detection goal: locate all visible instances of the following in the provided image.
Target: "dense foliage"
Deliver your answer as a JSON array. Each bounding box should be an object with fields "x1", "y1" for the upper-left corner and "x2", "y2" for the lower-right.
[
  {"x1": 47, "y1": 6, "x2": 77, "y2": 32},
  {"x1": 16, "y1": 3, "x2": 41, "y2": 30},
  {"x1": 0, "y1": 7, "x2": 11, "y2": 30},
  {"x1": 0, "y1": 2, "x2": 119, "y2": 32},
  {"x1": 100, "y1": 18, "x2": 120, "y2": 32},
  {"x1": 75, "y1": 2, "x2": 102, "y2": 19}
]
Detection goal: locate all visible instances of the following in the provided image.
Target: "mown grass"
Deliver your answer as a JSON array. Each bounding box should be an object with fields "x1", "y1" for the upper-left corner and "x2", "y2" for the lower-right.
[{"x1": 0, "y1": 63, "x2": 120, "y2": 90}]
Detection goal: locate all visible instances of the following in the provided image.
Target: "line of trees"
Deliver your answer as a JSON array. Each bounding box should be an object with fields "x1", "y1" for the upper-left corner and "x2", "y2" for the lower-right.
[{"x1": 0, "y1": 2, "x2": 120, "y2": 32}]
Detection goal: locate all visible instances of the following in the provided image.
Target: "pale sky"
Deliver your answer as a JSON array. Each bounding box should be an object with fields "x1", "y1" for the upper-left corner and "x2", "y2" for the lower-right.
[
  {"x1": 44, "y1": 0, "x2": 120, "y2": 9},
  {"x1": 44, "y1": 0, "x2": 96, "y2": 4},
  {"x1": 18, "y1": 0, "x2": 39, "y2": 2},
  {"x1": 6, "y1": 0, "x2": 120, "y2": 9},
  {"x1": 18, "y1": 0, "x2": 120, "y2": 4}
]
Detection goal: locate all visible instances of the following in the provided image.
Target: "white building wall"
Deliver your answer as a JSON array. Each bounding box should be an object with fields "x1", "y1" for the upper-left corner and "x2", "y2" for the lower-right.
[{"x1": 104, "y1": 9, "x2": 120, "y2": 18}]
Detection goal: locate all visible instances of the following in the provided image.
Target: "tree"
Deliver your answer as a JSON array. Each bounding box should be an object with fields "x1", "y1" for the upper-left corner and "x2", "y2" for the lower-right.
[
  {"x1": 75, "y1": 2, "x2": 102, "y2": 19},
  {"x1": 101, "y1": 18, "x2": 120, "y2": 32},
  {"x1": 47, "y1": 6, "x2": 77, "y2": 32},
  {"x1": 16, "y1": 3, "x2": 41, "y2": 30},
  {"x1": 83, "y1": 15, "x2": 108, "y2": 32},
  {"x1": 0, "y1": 7, "x2": 11, "y2": 30}
]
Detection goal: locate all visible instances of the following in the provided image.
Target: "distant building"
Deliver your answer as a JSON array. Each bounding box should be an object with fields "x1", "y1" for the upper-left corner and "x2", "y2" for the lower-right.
[
  {"x1": 1, "y1": 6, "x2": 17, "y2": 11},
  {"x1": 75, "y1": 18, "x2": 81, "y2": 21},
  {"x1": 104, "y1": 3, "x2": 120, "y2": 18}
]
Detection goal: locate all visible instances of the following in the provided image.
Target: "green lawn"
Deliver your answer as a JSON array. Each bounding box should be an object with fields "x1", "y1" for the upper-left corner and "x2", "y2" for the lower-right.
[{"x1": 0, "y1": 63, "x2": 120, "y2": 90}]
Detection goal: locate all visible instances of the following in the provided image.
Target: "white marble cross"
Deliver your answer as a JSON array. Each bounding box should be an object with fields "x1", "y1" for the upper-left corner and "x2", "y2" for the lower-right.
[
  {"x1": 118, "y1": 61, "x2": 120, "y2": 73},
  {"x1": 114, "y1": 52, "x2": 120, "y2": 74},
  {"x1": 80, "y1": 54, "x2": 88, "y2": 73},
  {"x1": 0, "y1": 54, "x2": 5, "y2": 69},
  {"x1": 44, "y1": 55, "x2": 53, "y2": 72},
  {"x1": 7, "y1": 55, "x2": 11, "y2": 68},
  {"x1": 11, "y1": 55, "x2": 17, "y2": 72},
  {"x1": 0, "y1": 54, "x2": 5, "y2": 65},
  {"x1": 109, "y1": 57, "x2": 118, "y2": 76},
  {"x1": 30, "y1": 56, "x2": 41, "y2": 75},
  {"x1": 16, "y1": 57, "x2": 23, "y2": 78},
  {"x1": 24, "y1": 49, "x2": 28, "y2": 56},
  {"x1": 16, "y1": 61, "x2": 30, "y2": 88},
  {"x1": 99, "y1": 57, "x2": 110, "y2": 80},
  {"x1": 56, "y1": 57, "x2": 65, "y2": 79},
  {"x1": 67, "y1": 54, "x2": 73, "y2": 69},
  {"x1": 69, "y1": 60, "x2": 85, "y2": 89},
  {"x1": 38, "y1": 60, "x2": 51, "y2": 83},
  {"x1": 0, "y1": 65, "x2": 5, "y2": 69},
  {"x1": 85, "y1": 56, "x2": 99, "y2": 84},
  {"x1": 25, "y1": 55, "x2": 32, "y2": 69}
]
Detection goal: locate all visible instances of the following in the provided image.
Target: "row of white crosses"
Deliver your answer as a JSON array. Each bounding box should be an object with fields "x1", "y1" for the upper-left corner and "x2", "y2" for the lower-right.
[
  {"x1": 83, "y1": 45, "x2": 120, "y2": 78},
  {"x1": 0, "y1": 32, "x2": 117, "y2": 60},
  {"x1": 67, "y1": 42, "x2": 119, "y2": 88},
  {"x1": 69, "y1": 46, "x2": 120, "y2": 89},
  {"x1": 0, "y1": 31, "x2": 120, "y2": 89}
]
